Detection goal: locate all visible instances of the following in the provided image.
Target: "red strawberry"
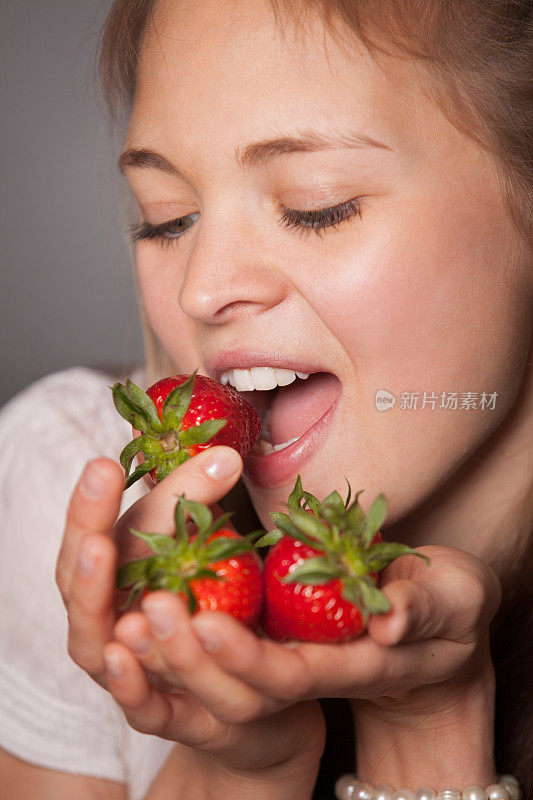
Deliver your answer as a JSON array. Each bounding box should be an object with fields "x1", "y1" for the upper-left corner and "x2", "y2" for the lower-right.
[
  {"x1": 116, "y1": 495, "x2": 263, "y2": 628},
  {"x1": 112, "y1": 369, "x2": 262, "y2": 488},
  {"x1": 256, "y1": 476, "x2": 429, "y2": 643}
]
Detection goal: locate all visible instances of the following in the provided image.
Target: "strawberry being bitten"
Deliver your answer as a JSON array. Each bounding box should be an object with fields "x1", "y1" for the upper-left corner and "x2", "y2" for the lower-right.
[
  {"x1": 112, "y1": 369, "x2": 262, "y2": 488},
  {"x1": 256, "y1": 476, "x2": 429, "y2": 643}
]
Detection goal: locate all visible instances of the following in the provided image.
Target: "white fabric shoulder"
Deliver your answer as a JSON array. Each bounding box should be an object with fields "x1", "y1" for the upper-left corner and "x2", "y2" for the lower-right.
[{"x1": 0, "y1": 367, "x2": 174, "y2": 798}]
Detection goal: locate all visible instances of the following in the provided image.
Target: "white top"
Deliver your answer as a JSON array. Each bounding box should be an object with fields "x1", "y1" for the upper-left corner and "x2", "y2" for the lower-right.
[{"x1": 0, "y1": 367, "x2": 175, "y2": 798}]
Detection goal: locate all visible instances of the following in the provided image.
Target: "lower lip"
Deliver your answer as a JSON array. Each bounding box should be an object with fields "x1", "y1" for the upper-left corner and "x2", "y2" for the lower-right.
[{"x1": 243, "y1": 394, "x2": 341, "y2": 488}]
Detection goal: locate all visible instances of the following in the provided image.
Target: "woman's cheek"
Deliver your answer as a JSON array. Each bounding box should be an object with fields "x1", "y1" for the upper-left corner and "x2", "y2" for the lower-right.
[
  {"x1": 136, "y1": 250, "x2": 198, "y2": 368},
  {"x1": 299, "y1": 201, "x2": 525, "y2": 520}
]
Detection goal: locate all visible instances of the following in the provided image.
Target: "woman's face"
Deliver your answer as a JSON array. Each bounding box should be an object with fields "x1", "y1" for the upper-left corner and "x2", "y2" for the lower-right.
[{"x1": 122, "y1": 0, "x2": 531, "y2": 529}]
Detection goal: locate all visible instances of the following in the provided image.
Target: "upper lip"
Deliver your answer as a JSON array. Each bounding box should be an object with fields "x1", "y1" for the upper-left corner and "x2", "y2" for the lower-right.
[{"x1": 204, "y1": 349, "x2": 334, "y2": 382}]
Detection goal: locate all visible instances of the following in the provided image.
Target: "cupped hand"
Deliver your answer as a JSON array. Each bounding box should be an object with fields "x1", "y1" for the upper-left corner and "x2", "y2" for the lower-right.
[
  {"x1": 55, "y1": 448, "x2": 326, "y2": 781},
  {"x1": 55, "y1": 445, "x2": 245, "y2": 688},
  {"x1": 122, "y1": 544, "x2": 500, "y2": 719}
]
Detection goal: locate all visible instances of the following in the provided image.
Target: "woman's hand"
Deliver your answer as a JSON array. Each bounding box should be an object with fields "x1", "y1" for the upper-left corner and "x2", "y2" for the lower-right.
[
  {"x1": 122, "y1": 545, "x2": 500, "y2": 786},
  {"x1": 55, "y1": 450, "x2": 325, "y2": 796}
]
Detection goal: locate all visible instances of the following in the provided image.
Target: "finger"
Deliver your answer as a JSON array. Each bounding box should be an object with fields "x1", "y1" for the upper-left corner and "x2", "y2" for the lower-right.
[
  {"x1": 56, "y1": 458, "x2": 124, "y2": 603},
  {"x1": 189, "y1": 611, "x2": 315, "y2": 702},
  {"x1": 113, "y1": 611, "x2": 185, "y2": 689},
  {"x1": 102, "y1": 642, "x2": 233, "y2": 748},
  {"x1": 66, "y1": 533, "x2": 117, "y2": 685},
  {"x1": 141, "y1": 592, "x2": 272, "y2": 724},
  {"x1": 192, "y1": 606, "x2": 477, "y2": 701},
  {"x1": 114, "y1": 446, "x2": 243, "y2": 556},
  {"x1": 369, "y1": 545, "x2": 502, "y2": 646}
]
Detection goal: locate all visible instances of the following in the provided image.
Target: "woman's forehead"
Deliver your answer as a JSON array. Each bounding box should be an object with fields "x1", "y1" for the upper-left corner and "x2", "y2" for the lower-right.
[{"x1": 129, "y1": 0, "x2": 430, "y2": 157}]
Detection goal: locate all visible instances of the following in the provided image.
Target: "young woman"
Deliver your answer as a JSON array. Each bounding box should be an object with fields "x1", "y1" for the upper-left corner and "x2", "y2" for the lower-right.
[{"x1": 1, "y1": 1, "x2": 531, "y2": 798}]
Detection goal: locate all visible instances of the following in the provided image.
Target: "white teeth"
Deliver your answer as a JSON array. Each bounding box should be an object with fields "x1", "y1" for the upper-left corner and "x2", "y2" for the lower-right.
[
  {"x1": 256, "y1": 438, "x2": 275, "y2": 455},
  {"x1": 273, "y1": 436, "x2": 302, "y2": 451},
  {"x1": 250, "y1": 367, "x2": 278, "y2": 390},
  {"x1": 233, "y1": 369, "x2": 255, "y2": 392},
  {"x1": 219, "y1": 367, "x2": 311, "y2": 391},
  {"x1": 274, "y1": 369, "x2": 297, "y2": 386}
]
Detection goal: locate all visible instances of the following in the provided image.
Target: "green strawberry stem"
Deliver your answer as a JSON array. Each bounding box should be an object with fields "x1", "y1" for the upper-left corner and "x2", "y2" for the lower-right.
[
  {"x1": 255, "y1": 474, "x2": 430, "y2": 624},
  {"x1": 116, "y1": 495, "x2": 258, "y2": 612},
  {"x1": 111, "y1": 369, "x2": 228, "y2": 488}
]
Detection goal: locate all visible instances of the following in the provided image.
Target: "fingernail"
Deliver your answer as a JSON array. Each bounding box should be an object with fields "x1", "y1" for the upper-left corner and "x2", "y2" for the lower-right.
[
  {"x1": 144, "y1": 606, "x2": 176, "y2": 640},
  {"x1": 103, "y1": 651, "x2": 124, "y2": 679},
  {"x1": 80, "y1": 461, "x2": 107, "y2": 499},
  {"x1": 203, "y1": 448, "x2": 241, "y2": 480},
  {"x1": 191, "y1": 619, "x2": 221, "y2": 652},
  {"x1": 76, "y1": 544, "x2": 97, "y2": 577}
]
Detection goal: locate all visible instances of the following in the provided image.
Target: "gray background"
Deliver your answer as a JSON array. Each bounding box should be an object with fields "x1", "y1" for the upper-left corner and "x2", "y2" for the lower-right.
[{"x1": 1, "y1": 0, "x2": 144, "y2": 407}]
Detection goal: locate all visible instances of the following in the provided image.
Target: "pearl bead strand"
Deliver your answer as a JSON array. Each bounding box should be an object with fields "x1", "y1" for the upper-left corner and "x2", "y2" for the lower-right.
[{"x1": 334, "y1": 774, "x2": 522, "y2": 800}]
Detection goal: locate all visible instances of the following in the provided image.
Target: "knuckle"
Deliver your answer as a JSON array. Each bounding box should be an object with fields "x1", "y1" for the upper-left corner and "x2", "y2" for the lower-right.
[
  {"x1": 219, "y1": 697, "x2": 263, "y2": 725},
  {"x1": 275, "y1": 656, "x2": 312, "y2": 701},
  {"x1": 124, "y1": 712, "x2": 162, "y2": 737},
  {"x1": 276, "y1": 673, "x2": 307, "y2": 702},
  {"x1": 67, "y1": 639, "x2": 101, "y2": 675},
  {"x1": 163, "y1": 650, "x2": 194, "y2": 674}
]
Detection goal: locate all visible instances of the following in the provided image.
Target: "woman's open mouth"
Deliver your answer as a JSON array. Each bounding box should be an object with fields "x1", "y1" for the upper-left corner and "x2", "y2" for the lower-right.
[{"x1": 218, "y1": 367, "x2": 342, "y2": 488}]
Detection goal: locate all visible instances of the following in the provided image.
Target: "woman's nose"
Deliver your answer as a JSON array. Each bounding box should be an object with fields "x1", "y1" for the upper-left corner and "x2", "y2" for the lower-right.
[{"x1": 177, "y1": 227, "x2": 289, "y2": 323}]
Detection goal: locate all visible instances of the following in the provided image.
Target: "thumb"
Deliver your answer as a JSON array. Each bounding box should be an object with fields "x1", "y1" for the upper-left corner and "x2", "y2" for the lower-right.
[{"x1": 367, "y1": 545, "x2": 501, "y2": 647}]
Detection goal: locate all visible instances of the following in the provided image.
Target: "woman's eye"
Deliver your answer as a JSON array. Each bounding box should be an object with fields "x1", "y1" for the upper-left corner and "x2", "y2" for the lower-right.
[
  {"x1": 130, "y1": 212, "x2": 200, "y2": 246},
  {"x1": 279, "y1": 198, "x2": 362, "y2": 236},
  {"x1": 130, "y1": 198, "x2": 362, "y2": 247}
]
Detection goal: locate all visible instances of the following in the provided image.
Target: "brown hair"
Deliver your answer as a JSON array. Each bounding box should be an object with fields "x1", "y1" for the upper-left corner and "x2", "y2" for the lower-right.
[{"x1": 98, "y1": 0, "x2": 533, "y2": 793}]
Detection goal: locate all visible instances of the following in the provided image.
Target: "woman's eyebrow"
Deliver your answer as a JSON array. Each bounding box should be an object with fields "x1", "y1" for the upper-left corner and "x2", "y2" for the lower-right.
[{"x1": 118, "y1": 130, "x2": 392, "y2": 175}]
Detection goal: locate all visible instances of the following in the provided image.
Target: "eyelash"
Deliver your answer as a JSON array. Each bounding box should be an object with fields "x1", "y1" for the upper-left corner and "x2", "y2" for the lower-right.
[{"x1": 130, "y1": 198, "x2": 362, "y2": 246}]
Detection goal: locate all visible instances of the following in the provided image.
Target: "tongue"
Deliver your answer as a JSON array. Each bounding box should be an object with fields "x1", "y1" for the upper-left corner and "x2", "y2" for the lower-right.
[{"x1": 267, "y1": 372, "x2": 340, "y2": 445}]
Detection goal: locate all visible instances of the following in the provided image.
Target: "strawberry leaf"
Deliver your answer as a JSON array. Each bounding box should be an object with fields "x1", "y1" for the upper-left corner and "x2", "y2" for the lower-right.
[
  {"x1": 117, "y1": 579, "x2": 148, "y2": 611},
  {"x1": 185, "y1": 585, "x2": 198, "y2": 614},
  {"x1": 178, "y1": 418, "x2": 228, "y2": 447},
  {"x1": 360, "y1": 493, "x2": 388, "y2": 546},
  {"x1": 160, "y1": 371, "x2": 196, "y2": 429},
  {"x1": 344, "y1": 478, "x2": 352, "y2": 509},
  {"x1": 320, "y1": 490, "x2": 345, "y2": 516},
  {"x1": 119, "y1": 435, "x2": 146, "y2": 474},
  {"x1": 270, "y1": 512, "x2": 318, "y2": 548},
  {"x1": 112, "y1": 382, "x2": 142, "y2": 427},
  {"x1": 156, "y1": 573, "x2": 187, "y2": 594},
  {"x1": 345, "y1": 497, "x2": 365, "y2": 537},
  {"x1": 203, "y1": 537, "x2": 254, "y2": 563},
  {"x1": 210, "y1": 511, "x2": 234, "y2": 534},
  {"x1": 243, "y1": 529, "x2": 268, "y2": 544},
  {"x1": 357, "y1": 577, "x2": 391, "y2": 615},
  {"x1": 154, "y1": 451, "x2": 190, "y2": 483},
  {"x1": 194, "y1": 568, "x2": 221, "y2": 580},
  {"x1": 174, "y1": 495, "x2": 188, "y2": 546},
  {"x1": 364, "y1": 544, "x2": 430, "y2": 572},
  {"x1": 287, "y1": 475, "x2": 305, "y2": 510},
  {"x1": 124, "y1": 380, "x2": 165, "y2": 433},
  {"x1": 282, "y1": 556, "x2": 342, "y2": 585},
  {"x1": 125, "y1": 460, "x2": 157, "y2": 489},
  {"x1": 156, "y1": 460, "x2": 169, "y2": 483},
  {"x1": 302, "y1": 490, "x2": 320, "y2": 514},
  {"x1": 116, "y1": 557, "x2": 154, "y2": 589},
  {"x1": 254, "y1": 529, "x2": 283, "y2": 547},
  {"x1": 129, "y1": 528, "x2": 176, "y2": 556},
  {"x1": 180, "y1": 498, "x2": 213, "y2": 540},
  {"x1": 340, "y1": 580, "x2": 366, "y2": 618},
  {"x1": 290, "y1": 507, "x2": 331, "y2": 545}
]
